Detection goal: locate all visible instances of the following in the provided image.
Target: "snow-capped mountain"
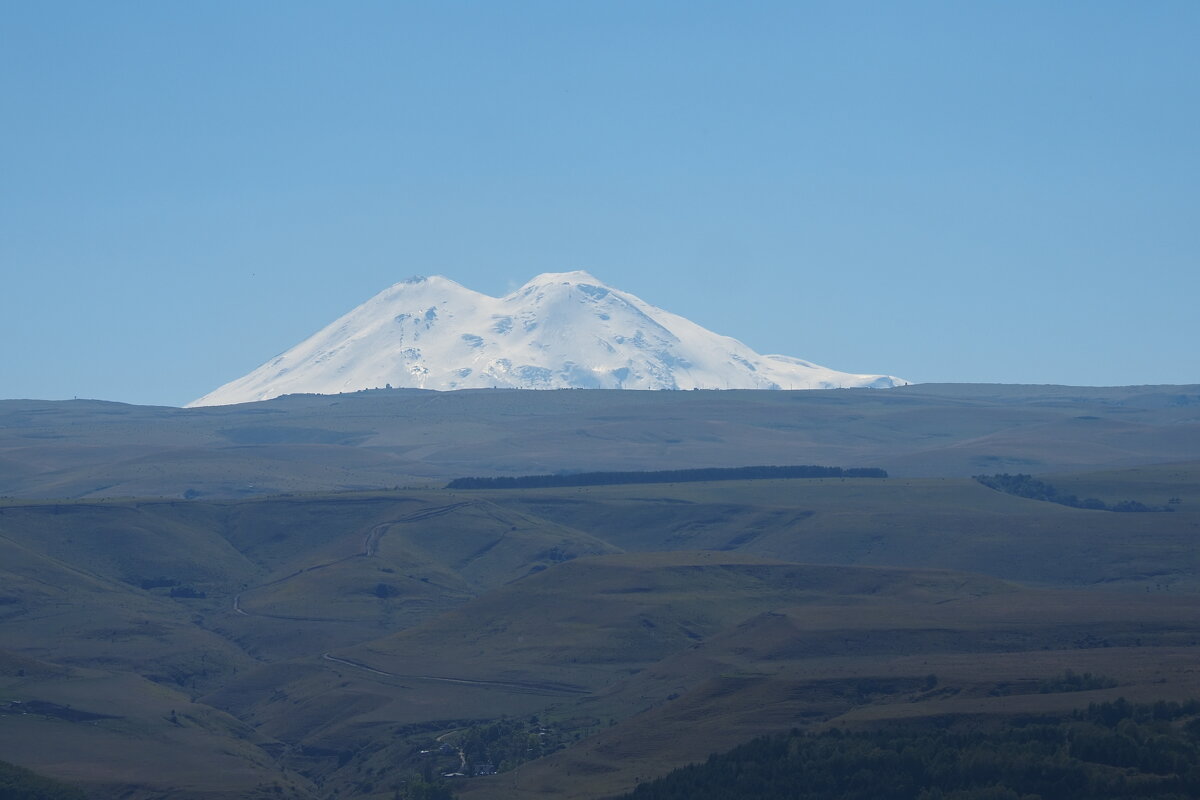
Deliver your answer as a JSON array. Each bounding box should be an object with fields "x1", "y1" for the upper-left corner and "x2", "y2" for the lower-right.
[{"x1": 188, "y1": 271, "x2": 906, "y2": 406}]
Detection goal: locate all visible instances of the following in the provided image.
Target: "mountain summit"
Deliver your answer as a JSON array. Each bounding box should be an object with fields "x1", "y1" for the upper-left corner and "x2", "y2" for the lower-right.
[{"x1": 188, "y1": 271, "x2": 906, "y2": 406}]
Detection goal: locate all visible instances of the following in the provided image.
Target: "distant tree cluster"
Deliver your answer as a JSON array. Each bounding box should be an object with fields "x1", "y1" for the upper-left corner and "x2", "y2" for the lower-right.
[
  {"x1": 449, "y1": 716, "x2": 570, "y2": 774},
  {"x1": 392, "y1": 781, "x2": 452, "y2": 800},
  {"x1": 138, "y1": 577, "x2": 179, "y2": 590},
  {"x1": 974, "y1": 474, "x2": 1174, "y2": 513},
  {"x1": 1037, "y1": 669, "x2": 1119, "y2": 694},
  {"x1": 447, "y1": 465, "x2": 888, "y2": 490},
  {"x1": 0, "y1": 759, "x2": 88, "y2": 800},
  {"x1": 620, "y1": 699, "x2": 1200, "y2": 800}
]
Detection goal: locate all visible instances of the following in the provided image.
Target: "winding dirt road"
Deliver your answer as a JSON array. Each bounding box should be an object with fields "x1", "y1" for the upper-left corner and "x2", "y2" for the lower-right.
[{"x1": 320, "y1": 653, "x2": 590, "y2": 696}]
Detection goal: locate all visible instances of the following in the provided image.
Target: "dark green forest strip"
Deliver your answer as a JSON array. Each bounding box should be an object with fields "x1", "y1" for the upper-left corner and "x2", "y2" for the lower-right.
[
  {"x1": 974, "y1": 473, "x2": 1174, "y2": 512},
  {"x1": 620, "y1": 698, "x2": 1200, "y2": 800},
  {"x1": 0, "y1": 759, "x2": 88, "y2": 800},
  {"x1": 446, "y1": 465, "x2": 888, "y2": 490}
]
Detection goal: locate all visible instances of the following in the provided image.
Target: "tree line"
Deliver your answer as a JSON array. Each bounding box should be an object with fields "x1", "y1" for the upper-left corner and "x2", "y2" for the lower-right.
[
  {"x1": 974, "y1": 473, "x2": 1175, "y2": 512},
  {"x1": 620, "y1": 698, "x2": 1200, "y2": 800},
  {"x1": 447, "y1": 465, "x2": 888, "y2": 490},
  {"x1": 0, "y1": 759, "x2": 87, "y2": 800}
]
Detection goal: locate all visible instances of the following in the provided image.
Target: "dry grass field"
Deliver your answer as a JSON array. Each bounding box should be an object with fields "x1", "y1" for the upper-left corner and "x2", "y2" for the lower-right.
[
  {"x1": 0, "y1": 389, "x2": 1197, "y2": 798},
  {"x1": 2, "y1": 384, "x2": 1198, "y2": 498}
]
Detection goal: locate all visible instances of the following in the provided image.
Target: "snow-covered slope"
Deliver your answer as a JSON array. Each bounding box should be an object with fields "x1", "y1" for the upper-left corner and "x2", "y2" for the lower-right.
[{"x1": 188, "y1": 271, "x2": 906, "y2": 406}]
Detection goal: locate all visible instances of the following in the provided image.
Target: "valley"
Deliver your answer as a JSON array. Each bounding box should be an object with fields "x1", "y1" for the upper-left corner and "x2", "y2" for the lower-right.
[{"x1": 0, "y1": 396, "x2": 1197, "y2": 798}]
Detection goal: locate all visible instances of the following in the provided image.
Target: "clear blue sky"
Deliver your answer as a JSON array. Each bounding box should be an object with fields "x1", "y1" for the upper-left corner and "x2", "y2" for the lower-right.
[{"x1": 3, "y1": 1, "x2": 1197, "y2": 406}]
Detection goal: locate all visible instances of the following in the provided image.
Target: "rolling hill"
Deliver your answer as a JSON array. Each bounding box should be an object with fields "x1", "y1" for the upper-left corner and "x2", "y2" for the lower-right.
[
  {"x1": 0, "y1": 462, "x2": 1195, "y2": 798},
  {"x1": 2, "y1": 384, "x2": 1199, "y2": 499}
]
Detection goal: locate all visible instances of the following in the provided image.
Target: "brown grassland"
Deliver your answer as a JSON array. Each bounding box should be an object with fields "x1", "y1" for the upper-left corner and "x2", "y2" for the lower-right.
[{"x1": 0, "y1": 387, "x2": 1197, "y2": 798}]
